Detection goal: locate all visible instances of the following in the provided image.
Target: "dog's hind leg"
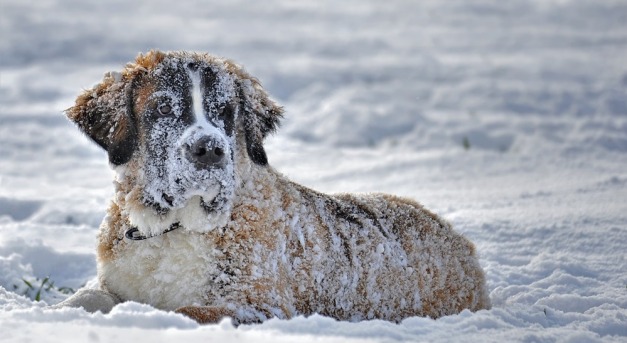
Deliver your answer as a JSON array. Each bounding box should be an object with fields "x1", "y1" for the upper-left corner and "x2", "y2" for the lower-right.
[{"x1": 175, "y1": 305, "x2": 238, "y2": 325}]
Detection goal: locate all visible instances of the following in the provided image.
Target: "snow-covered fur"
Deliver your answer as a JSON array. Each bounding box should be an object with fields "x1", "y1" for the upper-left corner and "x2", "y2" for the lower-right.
[{"x1": 61, "y1": 50, "x2": 490, "y2": 324}]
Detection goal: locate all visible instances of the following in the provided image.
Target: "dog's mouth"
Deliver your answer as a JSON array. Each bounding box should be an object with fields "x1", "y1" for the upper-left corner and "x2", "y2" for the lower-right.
[
  {"x1": 143, "y1": 190, "x2": 222, "y2": 215},
  {"x1": 141, "y1": 195, "x2": 171, "y2": 215},
  {"x1": 160, "y1": 193, "x2": 220, "y2": 212}
]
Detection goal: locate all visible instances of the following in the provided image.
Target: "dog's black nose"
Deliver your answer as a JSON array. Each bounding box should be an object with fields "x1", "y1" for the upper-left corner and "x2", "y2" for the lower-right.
[{"x1": 184, "y1": 136, "x2": 225, "y2": 168}]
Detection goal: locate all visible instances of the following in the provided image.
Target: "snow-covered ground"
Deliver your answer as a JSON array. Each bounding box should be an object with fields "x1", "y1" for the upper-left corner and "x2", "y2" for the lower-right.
[{"x1": 1, "y1": 0, "x2": 626, "y2": 341}]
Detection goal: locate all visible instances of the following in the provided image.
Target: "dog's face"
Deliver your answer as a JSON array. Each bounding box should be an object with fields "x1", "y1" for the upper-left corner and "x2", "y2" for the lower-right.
[
  {"x1": 134, "y1": 57, "x2": 237, "y2": 215},
  {"x1": 67, "y1": 51, "x2": 282, "y2": 235}
]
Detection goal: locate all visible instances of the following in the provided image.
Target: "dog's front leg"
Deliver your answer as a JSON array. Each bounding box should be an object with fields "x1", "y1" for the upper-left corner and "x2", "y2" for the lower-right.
[{"x1": 49, "y1": 288, "x2": 121, "y2": 313}]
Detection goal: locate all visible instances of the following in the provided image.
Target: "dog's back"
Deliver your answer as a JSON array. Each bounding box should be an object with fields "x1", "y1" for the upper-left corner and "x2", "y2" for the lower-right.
[{"x1": 196, "y1": 169, "x2": 490, "y2": 323}]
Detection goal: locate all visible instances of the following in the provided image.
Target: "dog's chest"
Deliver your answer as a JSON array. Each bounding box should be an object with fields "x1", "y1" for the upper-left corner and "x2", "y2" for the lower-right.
[{"x1": 100, "y1": 231, "x2": 220, "y2": 310}]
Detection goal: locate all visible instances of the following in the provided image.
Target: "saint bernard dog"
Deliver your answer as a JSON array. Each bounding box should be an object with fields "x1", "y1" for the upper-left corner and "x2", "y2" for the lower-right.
[{"x1": 54, "y1": 50, "x2": 490, "y2": 324}]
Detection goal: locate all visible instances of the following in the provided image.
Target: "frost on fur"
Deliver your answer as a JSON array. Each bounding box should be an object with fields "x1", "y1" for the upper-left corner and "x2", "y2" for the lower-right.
[{"x1": 63, "y1": 50, "x2": 490, "y2": 325}]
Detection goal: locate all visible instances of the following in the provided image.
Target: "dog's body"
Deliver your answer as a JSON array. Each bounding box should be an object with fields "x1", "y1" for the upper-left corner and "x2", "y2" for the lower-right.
[{"x1": 58, "y1": 51, "x2": 490, "y2": 324}]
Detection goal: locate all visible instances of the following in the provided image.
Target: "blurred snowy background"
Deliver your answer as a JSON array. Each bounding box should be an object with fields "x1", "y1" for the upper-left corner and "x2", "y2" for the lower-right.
[{"x1": 1, "y1": 0, "x2": 626, "y2": 342}]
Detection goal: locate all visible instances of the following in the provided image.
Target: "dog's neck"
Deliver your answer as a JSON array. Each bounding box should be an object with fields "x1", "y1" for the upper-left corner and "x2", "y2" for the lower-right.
[{"x1": 111, "y1": 158, "x2": 284, "y2": 240}]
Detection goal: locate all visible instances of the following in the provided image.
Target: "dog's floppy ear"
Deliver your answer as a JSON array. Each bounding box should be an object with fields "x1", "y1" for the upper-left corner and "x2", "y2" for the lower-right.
[
  {"x1": 238, "y1": 79, "x2": 284, "y2": 166},
  {"x1": 66, "y1": 71, "x2": 139, "y2": 165}
]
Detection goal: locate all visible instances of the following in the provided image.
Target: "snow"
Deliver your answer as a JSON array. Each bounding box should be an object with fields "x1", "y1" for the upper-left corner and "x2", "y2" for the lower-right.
[{"x1": 1, "y1": 0, "x2": 626, "y2": 342}]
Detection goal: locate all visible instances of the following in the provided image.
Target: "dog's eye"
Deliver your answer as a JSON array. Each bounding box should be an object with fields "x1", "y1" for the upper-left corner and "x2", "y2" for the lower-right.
[
  {"x1": 217, "y1": 105, "x2": 231, "y2": 120},
  {"x1": 158, "y1": 103, "x2": 172, "y2": 116}
]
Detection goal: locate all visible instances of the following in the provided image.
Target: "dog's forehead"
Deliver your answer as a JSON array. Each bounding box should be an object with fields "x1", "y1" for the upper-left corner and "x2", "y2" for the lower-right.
[{"x1": 146, "y1": 56, "x2": 236, "y2": 97}]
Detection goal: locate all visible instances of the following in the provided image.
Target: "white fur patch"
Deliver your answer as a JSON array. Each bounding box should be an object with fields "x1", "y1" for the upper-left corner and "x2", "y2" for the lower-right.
[
  {"x1": 101, "y1": 230, "x2": 220, "y2": 310},
  {"x1": 189, "y1": 68, "x2": 206, "y2": 125}
]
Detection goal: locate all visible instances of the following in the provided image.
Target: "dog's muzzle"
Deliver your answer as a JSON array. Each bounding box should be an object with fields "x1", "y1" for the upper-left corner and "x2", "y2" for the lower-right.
[{"x1": 182, "y1": 134, "x2": 227, "y2": 170}]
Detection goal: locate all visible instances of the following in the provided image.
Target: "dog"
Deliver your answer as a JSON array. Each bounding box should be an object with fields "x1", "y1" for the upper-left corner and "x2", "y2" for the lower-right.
[{"x1": 55, "y1": 50, "x2": 490, "y2": 324}]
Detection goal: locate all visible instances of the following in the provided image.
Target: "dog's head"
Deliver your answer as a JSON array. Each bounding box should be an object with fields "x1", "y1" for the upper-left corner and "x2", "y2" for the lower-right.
[{"x1": 67, "y1": 51, "x2": 282, "y2": 235}]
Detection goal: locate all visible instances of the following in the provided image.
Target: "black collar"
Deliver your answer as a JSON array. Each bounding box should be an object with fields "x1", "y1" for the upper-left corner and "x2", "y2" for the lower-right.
[{"x1": 124, "y1": 222, "x2": 182, "y2": 241}]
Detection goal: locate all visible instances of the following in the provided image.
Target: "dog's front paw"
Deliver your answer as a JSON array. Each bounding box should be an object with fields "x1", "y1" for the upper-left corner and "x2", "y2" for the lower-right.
[
  {"x1": 175, "y1": 305, "x2": 236, "y2": 324},
  {"x1": 49, "y1": 288, "x2": 120, "y2": 314}
]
